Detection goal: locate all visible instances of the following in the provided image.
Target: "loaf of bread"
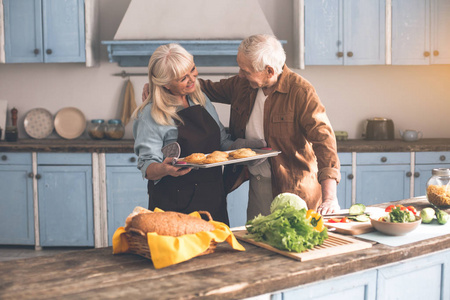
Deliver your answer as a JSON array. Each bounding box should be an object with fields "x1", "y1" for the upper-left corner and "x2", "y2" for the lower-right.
[{"x1": 130, "y1": 211, "x2": 215, "y2": 237}]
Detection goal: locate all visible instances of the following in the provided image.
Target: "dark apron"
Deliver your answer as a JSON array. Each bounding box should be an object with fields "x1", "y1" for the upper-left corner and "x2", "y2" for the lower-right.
[{"x1": 147, "y1": 105, "x2": 229, "y2": 225}]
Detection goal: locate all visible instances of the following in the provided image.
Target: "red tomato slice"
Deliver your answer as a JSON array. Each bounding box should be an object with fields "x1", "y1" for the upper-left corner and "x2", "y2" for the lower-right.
[
  {"x1": 340, "y1": 217, "x2": 350, "y2": 223},
  {"x1": 385, "y1": 205, "x2": 395, "y2": 212}
]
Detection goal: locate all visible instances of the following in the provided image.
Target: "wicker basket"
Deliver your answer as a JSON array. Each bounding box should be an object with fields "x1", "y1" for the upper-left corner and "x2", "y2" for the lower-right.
[{"x1": 125, "y1": 211, "x2": 217, "y2": 260}]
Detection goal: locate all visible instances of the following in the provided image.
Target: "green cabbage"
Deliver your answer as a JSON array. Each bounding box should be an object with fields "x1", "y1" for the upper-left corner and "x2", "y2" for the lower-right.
[
  {"x1": 270, "y1": 193, "x2": 308, "y2": 213},
  {"x1": 245, "y1": 205, "x2": 328, "y2": 253}
]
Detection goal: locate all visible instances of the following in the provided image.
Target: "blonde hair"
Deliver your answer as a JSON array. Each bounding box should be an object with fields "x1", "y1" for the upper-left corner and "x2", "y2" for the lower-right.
[
  {"x1": 133, "y1": 44, "x2": 205, "y2": 125},
  {"x1": 238, "y1": 34, "x2": 286, "y2": 74}
]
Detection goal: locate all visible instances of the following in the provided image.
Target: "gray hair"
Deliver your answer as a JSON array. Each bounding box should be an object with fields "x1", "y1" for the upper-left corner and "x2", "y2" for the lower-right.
[{"x1": 238, "y1": 34, "x2": 286, "y2": 74}]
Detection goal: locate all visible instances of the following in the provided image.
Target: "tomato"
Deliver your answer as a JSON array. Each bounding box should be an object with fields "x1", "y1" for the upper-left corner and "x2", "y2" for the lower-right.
[
  {"x1": 400, "y1": 206, "x2": 407, "y2": 211},
  {"x1": 385, "y1": 205, "x2": 395, "y2": 212},
  {"x1": 327, "y1": 218, "x2": 341, "y2": 223},
  {"x1": 340, "y1": 217, "x2": 350, "y2": 223},
  {"x1": 406, "y1": 206, "x2": 417, "y2": 215}
]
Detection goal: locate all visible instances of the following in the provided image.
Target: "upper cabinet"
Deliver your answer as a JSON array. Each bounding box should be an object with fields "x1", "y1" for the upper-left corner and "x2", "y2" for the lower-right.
[
  {"x1": 1, "y1": 0, "x2": 99, "y2": 66},
  {"x1": 304, "y1": 0, "x2": 386, "y2": 65},
  {"x1": 392, "y1": 0, "x2": 450, "y2": 65}
]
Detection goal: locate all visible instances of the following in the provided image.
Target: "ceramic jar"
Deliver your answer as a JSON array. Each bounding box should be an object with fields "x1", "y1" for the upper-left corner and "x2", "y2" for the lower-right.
[
  {"x1": 426, "y1": 168, "x2": 450, "y2": 207},
  {"x1": 87, "y1": 119, "x2": 106, "y2": 139},
  {"x1": 105, "y1": 119, "x2": 125, "y2": 140}
]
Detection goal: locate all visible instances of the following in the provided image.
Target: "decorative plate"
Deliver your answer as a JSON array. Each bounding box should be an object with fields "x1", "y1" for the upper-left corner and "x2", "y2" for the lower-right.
[
  {"x1": 24, "y1": 108, "x2": 54, "y2": 139},
  {"x1": 54, "y1": 107, "x2": 86, "y2": 139}
]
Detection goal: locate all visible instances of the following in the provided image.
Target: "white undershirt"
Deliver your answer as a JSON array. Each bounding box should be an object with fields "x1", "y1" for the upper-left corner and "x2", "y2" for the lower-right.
[{"x1": 245, "y1": 88, "x2": 271, "y2": 177}]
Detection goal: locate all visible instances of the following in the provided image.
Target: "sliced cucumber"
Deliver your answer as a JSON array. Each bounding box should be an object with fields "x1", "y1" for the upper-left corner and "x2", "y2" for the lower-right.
[
  {"x1": 354, "y1": 214, "x2": 370, "y2": 222},
  {"x1": 349, "y1": 203, "x2": 366, "y2": 215}
]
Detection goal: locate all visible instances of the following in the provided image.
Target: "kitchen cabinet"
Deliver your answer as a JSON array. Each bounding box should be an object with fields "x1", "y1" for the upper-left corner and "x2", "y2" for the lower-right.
[
  {"x1": 37, "y1": 153, "x2": 93, "y2": 246},
  {"x1": 227, "y1": 181, "x2": 249, "y2": 228},
  {"x1": 304, "y1": 0, "x2": 386, "y2": 65},
  {"x1": 0, "y1": 152, "x2": 34, "y2": 245},
  {"x1": 105, "y1": 153, "x2": 148, "y2": 246},
  {"x1": 356, "y1": 152, "x2": 411, "y2": 206},
  {"x1": 337, "y1": 153, "x2": 353, "y2": 209},
  {"x1": 392, "y1": 0, "x2": 450, "y2": 65},
  {"x1": 414, "y1": 151, "x2": 450, "y2": 197},
  {"x1": 3, "y1": 0, "x2": 86, "y2": 63}
]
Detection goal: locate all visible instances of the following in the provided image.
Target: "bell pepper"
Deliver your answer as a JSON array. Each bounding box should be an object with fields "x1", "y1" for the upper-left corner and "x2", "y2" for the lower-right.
[{"x1": 306, "y1": 209, "x2": 325, "y2": 232}]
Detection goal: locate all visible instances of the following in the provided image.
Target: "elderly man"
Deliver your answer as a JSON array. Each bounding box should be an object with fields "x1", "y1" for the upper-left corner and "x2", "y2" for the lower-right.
[{"x1": 143, "y1": 34, "x2": 341, "y2": 219}]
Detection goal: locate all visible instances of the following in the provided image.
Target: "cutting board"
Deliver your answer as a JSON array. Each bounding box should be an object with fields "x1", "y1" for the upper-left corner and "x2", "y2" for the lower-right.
[
  {"x1": 325, "y1": 220, "x2": 374, "y2": 235},
  {"x1": 233, "y1": 230, "x2": 372, "y2": 261}
]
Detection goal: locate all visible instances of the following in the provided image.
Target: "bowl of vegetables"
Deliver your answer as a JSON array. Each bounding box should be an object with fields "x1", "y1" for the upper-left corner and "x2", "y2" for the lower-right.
[{"x1": 370, "y1": 205, "x2": 421, "y2": 236}]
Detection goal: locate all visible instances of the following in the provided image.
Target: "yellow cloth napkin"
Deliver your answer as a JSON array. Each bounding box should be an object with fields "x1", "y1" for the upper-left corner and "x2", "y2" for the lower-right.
[
  {"x1": 112, "y1": 210, "x2": 245, "y2": 269},
  {"x1": 120, "y1": 79, "x2": 137, "y2": 126}
]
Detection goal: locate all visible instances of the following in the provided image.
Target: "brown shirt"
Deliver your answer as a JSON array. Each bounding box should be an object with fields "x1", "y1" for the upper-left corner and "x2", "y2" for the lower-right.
[{"x1": 200, "y1": 66, "x2": 340, "y2": 210}]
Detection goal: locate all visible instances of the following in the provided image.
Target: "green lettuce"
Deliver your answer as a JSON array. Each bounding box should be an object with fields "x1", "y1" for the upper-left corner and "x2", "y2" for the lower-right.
[{"x1": 245, "y1": 205, "x2": 328, "y2": 253}]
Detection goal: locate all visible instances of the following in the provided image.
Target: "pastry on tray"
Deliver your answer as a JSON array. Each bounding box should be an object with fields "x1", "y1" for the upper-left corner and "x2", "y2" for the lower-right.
[
  {"x1": 183, "y1": 153, "x2": 207, "y2": 164},
  {"x1": 203, "y1": 151, "x2": 229, "y2": 164},
  {"x1": 229, "y1": 148, "x2": 257, "y2": 159}
]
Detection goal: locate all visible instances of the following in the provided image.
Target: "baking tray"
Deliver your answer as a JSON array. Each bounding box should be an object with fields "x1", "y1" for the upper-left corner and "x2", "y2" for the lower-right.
[{"x1": 177, "y1": 149, "x2": 281, "y2": 168}]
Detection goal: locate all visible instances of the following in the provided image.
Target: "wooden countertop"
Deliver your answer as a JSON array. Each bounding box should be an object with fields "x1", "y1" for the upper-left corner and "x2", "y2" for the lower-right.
[
  {"x1": 1, "y1": 198, "x2": 449, "y2": 300},
  {"x1": 1, "y1": 138, "x2": 450, "y2": 153}
]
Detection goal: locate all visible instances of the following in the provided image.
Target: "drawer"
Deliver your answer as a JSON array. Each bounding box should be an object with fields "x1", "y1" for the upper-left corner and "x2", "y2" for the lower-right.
[
  {"x1": 0, "y1": 152, "x2": 32, "y2": 165},
  {"x1": 338, "y1": 152, "x2": 352, "y2": 165},
  {"x1": 37, "y1": 153, "x2": 91, "y2": 165},
  {"x1": 106, "y1": 153, "x2": 139, "y2": 166},
  {"x1": 415, "y1": 151, "x2": 450, "y2": 164},
  {"x1": 356, "y1": 152, "x2": 410, "y2": 165}
]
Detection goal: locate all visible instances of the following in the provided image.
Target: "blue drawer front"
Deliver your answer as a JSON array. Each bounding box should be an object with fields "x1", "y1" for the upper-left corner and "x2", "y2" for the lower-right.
[
  {"x1": 357, "y1": 152, "x2": 410, "y2": 165},
  {"x1": 0, "y1": 152, "x2": 32, "y2": 165},
  {"x1": 415, "y1": 151, "x2": 450, "y2": 164},
  {"x1": 37, "y1": 153, "x2": 91, "y2": 165},
  {"x1": 338, "y1": 153, "x2": 352, "y2": 165},
  {"x1": 106, "y1": 153, "x2": 139, "y2": 166}
]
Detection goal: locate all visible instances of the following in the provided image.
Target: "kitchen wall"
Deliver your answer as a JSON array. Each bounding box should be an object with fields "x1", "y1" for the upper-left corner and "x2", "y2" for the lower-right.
[{"x1": 0, "y1": 0, "x2": 449, "y2": 141}]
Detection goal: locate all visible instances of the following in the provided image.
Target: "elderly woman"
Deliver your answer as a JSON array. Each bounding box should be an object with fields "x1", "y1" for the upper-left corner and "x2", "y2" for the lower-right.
[{"x1": 133, "y1": 43, "x2": 234, "y2": 224}]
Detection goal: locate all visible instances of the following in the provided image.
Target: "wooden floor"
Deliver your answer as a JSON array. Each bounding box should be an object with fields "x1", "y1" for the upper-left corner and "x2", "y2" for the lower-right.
[{"x1": 0, "y1": 245, "x2": 92, "y2": 262}]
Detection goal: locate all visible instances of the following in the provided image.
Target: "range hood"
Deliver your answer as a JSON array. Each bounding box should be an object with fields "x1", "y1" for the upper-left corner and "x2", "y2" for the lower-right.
[{"x1": 102, "y1": 0, "x2": 285, "y2": 67}]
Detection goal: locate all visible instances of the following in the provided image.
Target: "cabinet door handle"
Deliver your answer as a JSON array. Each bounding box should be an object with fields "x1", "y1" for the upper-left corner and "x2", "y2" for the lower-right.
[
  {"x1": 28, "y1": 172, "x2": 34, "y2": 178},
  {"x1": 46, "y1": 49, "x2": 53, "y2": 55},
  {"x1": 35, "y1": 174, "x2": 42, "y2": 180},
  {"x1": 34, "y1": 48, "x2": 40, "y2": 55},
  {"x1": 129, "y1": 157, "x2": 136, "y2": 163},
  {"x1": 406, "y1": 172, "x2": 412, "y2": 177},
  {"x1": 1, "y1": 155, "x2": 6, "y2": 161},
  {"x1": 347, "y1": 174, "x2": 354, "y2": 180},
  {"x1": 440, "y1": 155, "x2": 446, "y2": 161},
  {"x1": 433, "y1": 50, "x2": 439, "y2": 56},
  {"x1": 424, "y1": 51, "x2": 430, "y2": 57},
  {"x1": 380, "y1": 157, "x2": 387, "y2": 163},
  {"x1": 336, "y1": 52, "x2": 344, "y2": 58},
  {"x1": 414, "y1": 172, "x2": 420, "y2": 178},
  {"x1": 347, "y1": 51, "x2": 353, "y2": 57}
]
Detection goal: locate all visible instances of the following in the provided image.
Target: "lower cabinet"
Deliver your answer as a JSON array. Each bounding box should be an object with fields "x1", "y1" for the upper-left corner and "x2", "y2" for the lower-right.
[
  {"x1": 356, "y1": 152, "x2": 411, "y2": 205},
  {"x1": 337, "y1": 153, "x2": 353, "y2": 209},
  {"x1": 227, "y1": 181, "x2": 249, "y2": 228},
  {"x1": 274, "y1": 249, "x2": 450, "y2": 300},
  {"x1": 37, "y1": 153, "x2": 94, "y2": 247},
  {"x1": 105, "y1": 153, "x2": 148, "y2": 246},
  {"x1": 0, "y1": 152, "x2": 34, "y2": 245}
]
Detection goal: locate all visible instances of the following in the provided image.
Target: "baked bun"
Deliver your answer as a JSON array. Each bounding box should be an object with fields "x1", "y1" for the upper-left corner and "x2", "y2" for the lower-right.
[
  {"x1": 203, "y1": 151, "x2": 229, "y2": 164},
  {"x1": 229, "y1": 148, "x2": 257, "y2": 159},
  {"x1": 183, "y1": 153, "x2": 206, "y2": 164},
  {"x1": 130, "y1": 211, "x2": 215, "y2": 237},
  {"x1": 124, "y1": 206, "x2": 152, "y2": 231}
]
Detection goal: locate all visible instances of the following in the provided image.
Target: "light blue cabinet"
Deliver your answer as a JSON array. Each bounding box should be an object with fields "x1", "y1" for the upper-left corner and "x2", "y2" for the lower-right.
[
  {"x1": 0, "y1": 153, "x2": 34, "y2": 245},
  {"x1": 392, "y1": 0, "x2": 450, "y2": 65},
  {"x1": 3, "y1": 0, "x2": 85, "y2": 63},
  {"x1": 227, "y1": 181, "x2": 249, "y2": 228},
  {"x1": 356, "y1": 152, "x2": 411, "y2": 205},
  {"x1": 37, "y1": 153, "x2": 93, "y2": 246},
  {"x1": 105, "y1": 153, "x2": 148, "y2": 246},
  {"x1": 305, "y1": 0, "x2": 386, "y2": 65},
  {"x1": 337, "y1": 153, "x2": 353, "y2": 209},
  {"x1": 414, "y1": 151, "x2": 450, "y2": 197}
]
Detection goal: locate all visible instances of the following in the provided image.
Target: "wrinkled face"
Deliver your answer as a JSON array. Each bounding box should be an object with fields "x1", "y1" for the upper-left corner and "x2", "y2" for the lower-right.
[
  {"x1": 237, "y1": 52, "x2": 270, "y2": 89},
  {"x1": 165, "y1": 65, "x2": 198, "y2": 96}
]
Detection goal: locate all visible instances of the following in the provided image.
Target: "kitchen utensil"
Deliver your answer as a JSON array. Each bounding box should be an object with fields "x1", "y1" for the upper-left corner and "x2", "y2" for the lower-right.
[
  {"x1": 54, "y1": 107, "x2": 86, "y2": 139},
  {"x1": 161, "y1": 142, "x2": 181, "y2": 165},
  {"x1": 233, "y1": 230, "x2": 372, "y2": 261},
  {"x1": 399, "y1": 129, "x2": 422, "y2": 142},
  {"x1": 363, "y1": 117, "x2": 394, "y2": 140},
  {"x1": 325, "y1": 220, "x2": 374, "y2": 235},
  {"x1": 23, "y1": 108, "x2": 54, "y2": 139},
  {"x1": 0, "y1": 100, "x2": 7, "y2": 140},
  {"x1": 370, "y1": 216, "x2": 422, "y2": 236},
  {"x1": 5, "y1": 108, "x2": 18, "y2": 142}
]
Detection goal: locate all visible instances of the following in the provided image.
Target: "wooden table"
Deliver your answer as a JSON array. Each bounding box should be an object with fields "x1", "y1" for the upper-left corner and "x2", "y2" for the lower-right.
[{"x1": 1, "y1": 198, "x2": 449, "y2": 300}]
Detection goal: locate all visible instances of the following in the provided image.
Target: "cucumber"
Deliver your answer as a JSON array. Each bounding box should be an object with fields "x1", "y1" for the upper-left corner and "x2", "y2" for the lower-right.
[
  {"x1": 354, "y1": 214, "x2": 370, "y2": 222},
  {"x1": 349, "y1": 203, "x2": 366, "y2": 215}
]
